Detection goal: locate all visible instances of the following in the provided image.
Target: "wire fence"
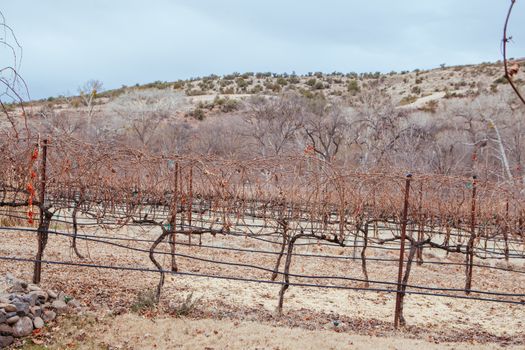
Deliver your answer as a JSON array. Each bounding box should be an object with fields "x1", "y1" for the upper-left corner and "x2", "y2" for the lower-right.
[{"x1": 1, "y1": 137, "x2": 525, "y2": 328}]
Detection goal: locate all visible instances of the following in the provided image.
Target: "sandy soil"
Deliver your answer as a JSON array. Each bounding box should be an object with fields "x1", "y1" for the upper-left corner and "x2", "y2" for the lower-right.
[
  {"x1": 1, "y1": 221, "x2": 524, "y2": 348},
  {"x1": 22, "y1": 313, "x2": 521, "y2": 350}
]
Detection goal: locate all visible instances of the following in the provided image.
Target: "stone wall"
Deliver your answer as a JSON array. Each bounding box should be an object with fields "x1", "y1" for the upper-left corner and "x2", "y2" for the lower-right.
[{"x1": 0, "y1": 274, "x2": 81, "y2": 348}]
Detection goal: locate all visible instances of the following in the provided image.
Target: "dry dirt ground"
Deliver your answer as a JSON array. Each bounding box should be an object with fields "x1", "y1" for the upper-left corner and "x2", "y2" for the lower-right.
[
  {"x1": 1, "y1": 222, "x2": 524, "y2": 349},
  {"x1": 11, "y1": 313, "x2": 522, "y2": 350}
]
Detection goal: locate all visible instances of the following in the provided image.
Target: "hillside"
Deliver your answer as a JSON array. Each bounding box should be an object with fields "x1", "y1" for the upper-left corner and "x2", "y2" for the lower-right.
[
  {"x1": 2, "y1": 59, "x2": 525, "y2": 180},
  {"x1": 26, "y1": 59, "x2": 525, "y2": 115}
]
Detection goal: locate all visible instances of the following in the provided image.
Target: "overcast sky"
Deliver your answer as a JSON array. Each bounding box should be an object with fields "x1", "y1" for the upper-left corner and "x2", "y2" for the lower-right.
[{"x1": 2, "y1": 0, "x2": 524, "y2": 99}]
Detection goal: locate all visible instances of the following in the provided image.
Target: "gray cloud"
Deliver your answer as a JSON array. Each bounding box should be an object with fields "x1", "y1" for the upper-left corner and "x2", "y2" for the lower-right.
[{"x1": 2, "y1": 0, "x2": 523, "y2": 99}]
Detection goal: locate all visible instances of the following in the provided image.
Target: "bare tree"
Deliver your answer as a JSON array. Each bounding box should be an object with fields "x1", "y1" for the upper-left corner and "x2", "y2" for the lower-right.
[
  {"x1": 302, "y1": 97, "x2": 348, "y2": 162},
  {"x1": 352, "y1": 88, "x2": 408, "y2": 169},
  {"x1": 78, "y1": 79, "x2": 103, "y2": 129},
  {"x1": 243, "y1": 93, "x2": 304, "y2": 157},
  {"x1": 111, "y1": 89, "x2": 180, "y2": 150},
  {"x1": 0, "y1": 10, "x2": 29, "y2": 138}
]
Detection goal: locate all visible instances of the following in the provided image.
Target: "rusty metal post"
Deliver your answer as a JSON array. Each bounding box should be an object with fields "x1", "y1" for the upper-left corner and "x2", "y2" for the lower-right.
[
  {"x1": 33, "y1": 139, "x2": 48, "y2": 284},
  {"x1": 465, "y1": 175, "x2": 477, "y2": 294},
  {"x1": 179, "y1": 165, "x2": 185, "y2": 230},
  {"x1": 504, "y1": 200, "x2": 509, "y2": 261},
  {"x1": 169, "y1": 162, "x2": 179, "y2": 272},
  {"x1": 394, "y1": 174, "x2": 412, "y2": 329},
  {"x1": 188, "y1": 165, "x2": 193, "y2": 246},
  {"x1": 416, "y1": 181, "x2": 424, "y2": 265}
]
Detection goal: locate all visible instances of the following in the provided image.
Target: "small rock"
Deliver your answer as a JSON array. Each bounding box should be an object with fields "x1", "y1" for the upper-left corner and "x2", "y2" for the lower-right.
[
  {"x1": 56, "y1": 292, "x2": 66, "y2": 303},
  {"x1": 28, "y1": 284, "x2": 42, "y2": 292},
  {"x1": 30, "y1": 306, "x2": 42, "y2": 318},
  {"x1": 42, "y1": 310, "x2": 56, "y2": 322},
  {"x1": 0, "y1": 324, "x2": 14, "y2": 336},
  {"x1": 33, "y1": 317, "x2": 44, "y2": 329},
  {"x1": 113, "y1": 306, "x2": 127, "y2": 315},
  {"x1": 9, "y1": 281, "x2": 28, "y2": 293},
  {"x1": 6, "y1": 315, "x2": 20, "y2": 325},
  {"x1": 12, "y1": 316, "x2": 33, "y2": 337},
  {"x1": 51, "y1": 300, "x2": 68, "y2": 314},
  {"x1": 13, "y1": 302, "x2": 29, "y2": 316},
  {"x1": 0, "y1": 335, "x2": 14, "y2": 348},
  {"x1": 0, "y1": 310, "x2": 5, "y2": 323},
  {"x1": 67, "y1": 299, "x2": 81, "y2": 309},
  {"x1": 2, "y1": 304, "x2": 16, "y2": 313},
  {"x1": 5, "y1": 273, "x2": 16, "y2": 284},
  {"x1": 28, "y1": 291, "x2": 48, "y2": 306},
  {"x1": 323, "y1": 320, "x2": 345, "y2": 330},
  {"x1": 47, "y1": 290, "x2": 58, "y2": 299}
]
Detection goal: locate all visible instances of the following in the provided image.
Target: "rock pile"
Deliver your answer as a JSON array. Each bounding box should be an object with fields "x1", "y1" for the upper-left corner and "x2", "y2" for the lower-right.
[{"x1": 0, "y1": 274, "x2": 81, "y2": 348}]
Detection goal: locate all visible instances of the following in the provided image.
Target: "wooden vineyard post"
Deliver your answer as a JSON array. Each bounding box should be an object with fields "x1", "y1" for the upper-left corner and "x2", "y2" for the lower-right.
[
  {"x1": 33, "y1": 139, "x2": 48, "y2": 284},
  {"x1": 394, "y1": 174, "x2": 411, "y2": 329}
]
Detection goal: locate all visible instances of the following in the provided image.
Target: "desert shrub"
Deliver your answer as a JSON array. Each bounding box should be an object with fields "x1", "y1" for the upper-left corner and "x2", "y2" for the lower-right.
[
  {"x1": 168, "y1": 293, "x2": 202, "y2": 317},
  {"x1": 220, "y1": 80, "x2": 233, "y2": 87},
  {"x1": 399, "y1": 95, "x2": 418, "y2": 105},
  {"x1": 188, "y1": 107, "x2": 206, "y2": 120},
  {"x1": 255, "y1": 72, "x2": 272, "y2": 78},
  {"x1": 493, "y1": 76, "x2": 507, "y2": 85},
  {"x1": 198, "y1": 80, "x2": 214, "y2": 91},
  {"x1": 172, "y1": 81, "x2": 185, "y2": 90},
  {"x1": 361, "y1": 71, "x2": 381, "y2": 79},
  {"x1": 265, "y1": 82, "x2": 281, "y2": 93},
  {"x1": 313, "y1": 81, "x2": 324, "y2": 90},
  {"x1": 418, "y1": 100, "x2": 439, "y2": 113},
  {"x1": 444, "y1": 91, "x2": 466, "y2": 99},
  {"x1": 288, "y1": 76, "x2": 300, "y2": 84},
  {"x1": 411, "y1": 86, "x2": 422, "y2": 95},
  {"x1": 202, "y1": 74, "x2": 219, "y2": 81},
  {"x1": 214, "y1": 96, "x2": 239, "y2": 112},
  {"x1": 131, "y1": 289, "x2": 157, "y2": 312},
  {"x1": 276, "y1": 77, "x2": 288, "y2": 86},
  {"x1": 139, "y1": 80, "x2": 172, "y2": 90},
  {"x1": 186, "y1": 89, "x2": 206, "y2": 96},
  {"x1": 70, "y1": 98, "x2": 82, "y2": 108},
  {"x1": 306, "y1": 78, "x2": 317, "y2": 87},
  {"x1": 347, "y1": 80, "x2": 360, "y2": 94},
  {"x1": 222, "y1": 73, "x2": 235, "y2": 81},
  {"x1": 220, "y1": 87, "x2": 235, "y2": 95},
  {"x1": 236, "y1": 77, "x2": 249, "y2": 89},
  {"x1": 250, "y1": 84, "x2": 263, "y2": 94}
]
